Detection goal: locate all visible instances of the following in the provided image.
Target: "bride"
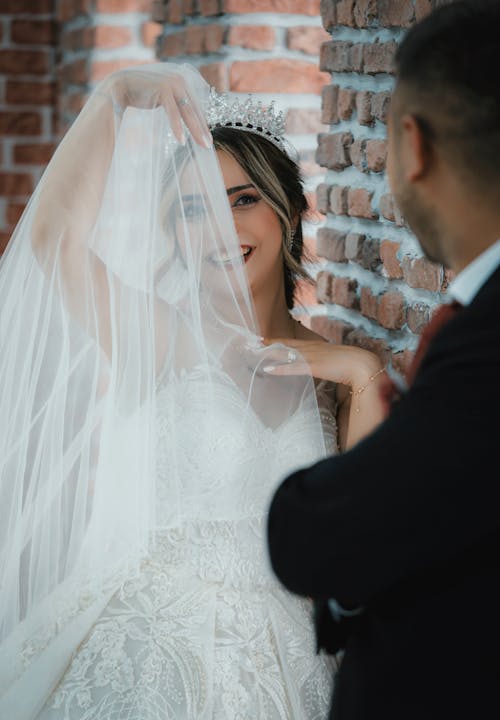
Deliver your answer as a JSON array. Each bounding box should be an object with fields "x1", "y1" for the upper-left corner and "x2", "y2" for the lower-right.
[{"x1": 0, "y1": 63, "x2": 385, "y2": 719}]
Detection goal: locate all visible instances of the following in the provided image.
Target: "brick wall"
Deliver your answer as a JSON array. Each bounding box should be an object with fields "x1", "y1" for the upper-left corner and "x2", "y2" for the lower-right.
[
  {"x1": 314, "y1": 0, "x2": 454, "y2": 374},
  {"x1": 0, "y1": 0, "x2": 58, "y2": 253},
  {"x1": 0, "y1": 0, "x2": 160, "y2": 250},
  {"x1": 1, "y1": 0, "x2": 454, "y2": 370},
  {"x1": 58, "y1": 0, "x2": 159, "y2": 131},
  {"x1": 154, "y1": 0, "x2": 331, "y2": 317}
]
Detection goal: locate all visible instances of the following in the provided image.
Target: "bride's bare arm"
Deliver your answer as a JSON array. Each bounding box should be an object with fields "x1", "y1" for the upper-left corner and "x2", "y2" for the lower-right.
[{"x1": 30, "y1": 67, "x2": 211, "y2": 360}]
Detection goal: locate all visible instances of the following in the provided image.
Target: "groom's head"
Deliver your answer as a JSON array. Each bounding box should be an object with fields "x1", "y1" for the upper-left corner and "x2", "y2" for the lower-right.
[{"x1": 386, "y1": 0, "x2": 500, "y2": 271}]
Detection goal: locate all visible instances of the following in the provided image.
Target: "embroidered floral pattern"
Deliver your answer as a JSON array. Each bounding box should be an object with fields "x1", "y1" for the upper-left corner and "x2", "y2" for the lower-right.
[{"x1": 38, "y1": 371, "x2": 337, "y2": 719}]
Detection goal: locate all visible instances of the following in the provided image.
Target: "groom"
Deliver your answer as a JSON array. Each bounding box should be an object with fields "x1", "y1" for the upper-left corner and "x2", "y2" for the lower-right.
[{"x1": 267, "y1": 2, "x2": 500, "y2": 719}]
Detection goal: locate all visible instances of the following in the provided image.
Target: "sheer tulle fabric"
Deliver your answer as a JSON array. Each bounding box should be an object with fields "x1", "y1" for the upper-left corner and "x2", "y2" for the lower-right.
[{"x1": 0, "y1": 63, "x2": 335, "y2": 718}]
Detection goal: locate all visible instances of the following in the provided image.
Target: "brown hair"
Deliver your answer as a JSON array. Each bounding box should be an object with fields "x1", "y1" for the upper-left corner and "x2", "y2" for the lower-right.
[{"x1": 211, "y1": 126, "x2": 313, "y2": 309}]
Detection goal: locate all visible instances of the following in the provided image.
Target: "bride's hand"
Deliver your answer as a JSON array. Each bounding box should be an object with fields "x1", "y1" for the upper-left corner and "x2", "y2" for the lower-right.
[
  {"x1": 263, "y1": 337, "x2": 388, "y2": 449},
  {"x1": 262, "y1": 337, "x2": 384, "y2": 390},
  {"x1": 96, "y1": 64, "x2": 212, "y2": 148}
]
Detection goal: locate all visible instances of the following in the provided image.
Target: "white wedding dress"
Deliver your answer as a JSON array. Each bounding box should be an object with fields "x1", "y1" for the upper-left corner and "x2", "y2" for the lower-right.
[{"x1": 37, "y1": 367, "x2": 338, "y2": 720}]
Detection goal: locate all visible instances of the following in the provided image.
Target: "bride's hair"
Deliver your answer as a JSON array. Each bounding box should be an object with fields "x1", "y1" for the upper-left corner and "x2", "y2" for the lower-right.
[{"x1": 211, "y1": 127, "x2": 313, "y2": 310}]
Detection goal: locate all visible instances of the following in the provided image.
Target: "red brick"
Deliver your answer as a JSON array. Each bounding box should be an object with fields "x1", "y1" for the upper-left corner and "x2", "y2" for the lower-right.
[
  {"x1": 230, "y1": 59, "x2": 329, "y2": 94},
  {"x1": 378, "y1": 0, "x2": 415, "y2": 27},
  {"x1": 61, "y1": 26, "x2": 94, "y2": 51},
  {"x1": 0, "y1": 172, "x2": 33, "y2": 197},
  {"x1": 205, "y1": 24, "x2": 225, "y2": 52},
  {"x1": 6, "y1": 202, "x2": 27, "y2": 227},
  {"x1": 320, "y1": 0, "x2": 337, "y2": 31},
  {"x1": 59, "y1": 57, "x2": 89, "y2": 85},
  {"x1": 0, "y1": 0, "x2": 51, "y2": 11},
  {"x1": 321, "y1": 84, "x2": 338, "y2": 124},
  {"x1": 0, "y1": 50, "x2": 49, "y2": 76},
  {"x1": 360, "y1": 286, "x2": 378, "y2": 320},
  {"x1": 316, "y1": 270, "x2": 333, "y2": 304},
  {"x1": 186, "y1": 25, "x2": 205, "y2": 54},
  {"x1": 183, "y1": 0, "x2": 197, "y2": 14},
  {"x1": 415, "y1": 0, "x2": 433, "y2": 21},
  {"x1": 223, "y1": 0, "x2": 320, "y2": 14},
  {"x1": 356, "y1": 90, "x2": 373, "y2": 125},
  {"x1": 90, "y1": 59, "x2": 150, "y2": 83},
  {"x1": 331, "y1": 276, "x2": 359, "y2": 309},
  {"x1": 407, "y1": 303, "x2": 432, "y2": 334},
  {"x1": 336, "y1": 0, "x2": 355, "y2": 26},
  {"x1": 160, "y1": 32, "x2": 186, "y2": 57},
  {"x1": 95, "y1": 0, "x2": 152, "y2": 10},
  {"x1": 227, "y1": 26, "x2": 275, "y2": 51},
  {"x1": 316, "y1": 227, "x2": 346, "y2": 262},
  {"x1": 329, "y1": 185, "x2": 348, "y2": 215},
  {"x1": 152, "y1": 0, "x2": 168, "y2": 22},
  {"x1": 11, "y1": 20, "x2": 57, "y2": 46},
  {"x1": 94, "y1": 26, "x2": 133, "y2": 48},
  {"x1": 380, "y1": 192, "x2": 405, "y2": 226},
  {"x1": 363, "y1": 41, "x2": 397, "y2": 74},
  {"x1": 141, "y1": 21, "x2": 161, "y2": 47},
  {"x1": 366, "y1": 139, "x2": 387, "y2": 172},
  {"x1": 287, "y1": 26, "x2": 330, "y2": 55},
  {"x1": 200, "y1": 62, "x2": 228, "y2": 92},
  {"x1": 0, "y1": 112, "x2": 42, "y2": 136},
  {"x1": 13, "y1": 143, "x2": 56, "y2": 164},
  {"x1": 347, "y1": 188, "x2": 378, "y2": 220},
  {"x1": 320, "y1": 40, "x2": 363, "y2": 73},
  {"x1": 377, "y1": 291, "x2": 406, "y2": 330},
  {"x1": 286, "y1": 109, "x2": 325, "y2": 134},
  {"x1": 353, "y1": 0, "x2": 378, "y2": 28},
  {"x1": 371, "y1": 91, "x2": 391, "y2": 123},
  {"x1": 57, "y1": 0, "x2": 92, "y2": 22},
  {"x1": 402, "y1": 255, "x2": 443, "y2": 292},
  {"x1": 316, "y1": 132, "x2": 353, "y2": 171},
  {"x1": 6, "y1": 80, "x2": 56, "y2": 106},
  {"x1": 380, "y1": 239, "x2": 403, "y2": 279},
  {"x1": 200, "y1": 0, "x2": 222, "y2": 15},
  {"x1": 349, "y1": 139, "x2": 365, "y2": 172},
  {"x1": 316, "y1": 183, "x2": 330, "y2": 215},
  {"x1": 298, "y1": 150, "x2": 326, "y2": 178},
  {"x1": 0, "y1": 233, "x2": 12, "y2": 255},
  {"x1": 338, "y1": 87, "x2": 355, "y2": 120}
]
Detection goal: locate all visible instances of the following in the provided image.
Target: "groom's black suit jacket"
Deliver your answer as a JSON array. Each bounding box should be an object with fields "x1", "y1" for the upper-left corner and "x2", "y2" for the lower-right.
[{"x1": 267, "y1": 264, "x2": 500, "y2": 720}]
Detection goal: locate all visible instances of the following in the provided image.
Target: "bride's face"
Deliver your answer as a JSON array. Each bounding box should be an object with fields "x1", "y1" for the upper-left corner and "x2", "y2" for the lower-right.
[
  {"x1": 170, "y1": 147, "x2": 285, "y2": 306},
  {"x1": 215, "y1": 150, "x2": 285, "y2": 301}
]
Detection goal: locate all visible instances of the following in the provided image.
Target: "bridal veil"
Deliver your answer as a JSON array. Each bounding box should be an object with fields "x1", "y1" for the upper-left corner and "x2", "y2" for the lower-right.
[{"x1": 0, "y1": 63, "x2": 327, "y2": 717}]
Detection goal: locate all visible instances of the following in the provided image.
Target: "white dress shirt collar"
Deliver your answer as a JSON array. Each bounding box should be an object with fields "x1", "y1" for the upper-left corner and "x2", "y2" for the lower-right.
[{"x1": 448, "y1": 239, "x2": 500, "y2": 306}]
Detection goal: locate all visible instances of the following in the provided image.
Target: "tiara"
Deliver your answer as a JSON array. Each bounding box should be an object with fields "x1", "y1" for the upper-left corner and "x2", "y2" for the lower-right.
[{"x1": 205, "y1": 86, "x2": 287, "y2": 153}]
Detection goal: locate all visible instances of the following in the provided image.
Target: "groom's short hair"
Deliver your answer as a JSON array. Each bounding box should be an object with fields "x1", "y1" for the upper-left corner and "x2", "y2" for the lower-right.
[{"x1": 393, "y1": 0, "x2": 500, "y2": 192}]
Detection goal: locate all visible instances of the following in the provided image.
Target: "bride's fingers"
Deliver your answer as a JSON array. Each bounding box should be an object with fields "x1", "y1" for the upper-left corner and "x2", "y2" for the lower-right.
[
  {"x1": 262, "y1": 361, "x2": 311, "y2": 376},
  {"x1": 174, "y1": 90, "x2": 212, "y2": 148},
  {"x1": 161, "y1": 90, "x2": 186, "y2": 144}
]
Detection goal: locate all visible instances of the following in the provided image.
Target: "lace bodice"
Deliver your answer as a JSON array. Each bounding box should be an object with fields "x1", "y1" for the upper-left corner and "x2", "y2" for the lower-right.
[{"x1": 41, "y1": 368, "x2": 338, "y2": 720}]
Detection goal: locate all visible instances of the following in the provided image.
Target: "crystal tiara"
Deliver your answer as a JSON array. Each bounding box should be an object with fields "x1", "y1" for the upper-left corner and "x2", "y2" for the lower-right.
[{"x1": 205, "y1": 86, "x2": 287, "y2": 154}]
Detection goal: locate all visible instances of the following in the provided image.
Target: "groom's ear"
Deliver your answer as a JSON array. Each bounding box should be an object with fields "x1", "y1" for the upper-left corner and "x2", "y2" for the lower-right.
[{"x1": 399, "y1": 113, "x2": 434, "y2": 183}]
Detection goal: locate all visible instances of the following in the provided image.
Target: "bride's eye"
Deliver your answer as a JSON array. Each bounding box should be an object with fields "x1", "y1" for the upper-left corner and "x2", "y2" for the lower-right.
[
  {"x1": 183, "y1": 200, "x2": 206, "y2": 221},
  {"x1": 233, "y1": 194, "x2": 258, "y2": 208}
]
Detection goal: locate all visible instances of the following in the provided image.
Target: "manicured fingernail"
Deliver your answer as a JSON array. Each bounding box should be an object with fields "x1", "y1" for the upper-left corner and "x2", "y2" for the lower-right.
[
  {"x1": 179, "y1": 129, "x2": 186, "y2": 145},
  {"x1": 203, "y1": 132, "x2": 213, "y2": 148},
  {"x1": 263, "y1": 365, "x2": 275, "y2": 373}
]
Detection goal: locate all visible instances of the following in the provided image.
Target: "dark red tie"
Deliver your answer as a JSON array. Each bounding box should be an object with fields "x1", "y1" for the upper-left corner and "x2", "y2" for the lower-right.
[
  {"x1": 379, "y1": 300, "x2": 462, "y2": 414},
  {"x1": 406, "y1": 300, "x2": 462, "y2": 385}
]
